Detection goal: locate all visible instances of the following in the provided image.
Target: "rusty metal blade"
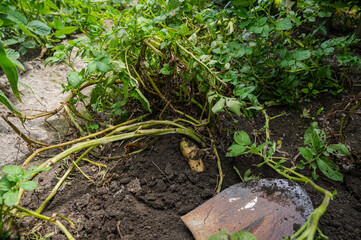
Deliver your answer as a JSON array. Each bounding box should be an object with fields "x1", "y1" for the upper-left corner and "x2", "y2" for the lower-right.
[{"x1": 181, "y1": 179, "x2": 314, "y2": 240}]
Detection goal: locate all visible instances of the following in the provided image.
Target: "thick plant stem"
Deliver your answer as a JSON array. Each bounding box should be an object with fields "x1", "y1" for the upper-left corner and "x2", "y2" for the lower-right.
[
  {"x1": 22, "y1": 114, "x2": 150, "y2": 167},
  {"x1": 33, "y1": 128, "x2": 204, "y2": 175},
  {"x1": 15, "y1": 206, "x2": 75, "y2": 240},
  {"x1": 290, "y1": 194, "x2": 331, "y2": 240}
]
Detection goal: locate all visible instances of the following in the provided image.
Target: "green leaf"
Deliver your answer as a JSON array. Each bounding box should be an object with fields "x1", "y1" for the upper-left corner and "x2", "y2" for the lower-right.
[
  {"x1": 328, "y1": 144, "x2": 350, "y2": 156},
  {"x1": 3, "y1": 190, "x2": 19, "y2": 206},
  {"x1": 0, "y1": 90, "x2": 20, "y2": 114},
  {"x1": 293, "y1": 50, "x2": 311, "y2": 61},
  {"x1": 231, "y1": 0, "x2": 256, "y2": 7},
  {"x1": 97, "y1": 62, "x2": 112, "y2": 72},
  {"x1": 5, "y1": 49, "x2": 25, "y2": 70},
  {"x1": 44, "y1": 0, "x2": 59, "y2": 10},
  {"x1": 275, "y1": 18, "x2": 292, "y2": 30},
  {"x1": 212, "y1": 98, "x2": 226, "y2": 114},
  {"x1": 160, "y1": 64, "x2": 172, "y2": 75},
  {"x1": 96, "y1": 56, "x2": 113, "y2": 72},
  {"x1": 227, "y1": 145, "x2": 247, "y2": 157},
  {"x1": 55, "y1": 26, "x2": 78, "y2": 38},
  {"x1": 317, "y1": 157, "x2": 343, "y2": 181},
  {"x1": 53, "y1": 17, "x2": 63, "y2": 30},
  {"x1": 298, "y1": 147, "x2": 314, "y2": 162},
  {"x1": 7, "y1": 10, "x2": 28, "y2": 25},
  {"x1": 23, "y1": 166, "x2": 51, "y2": 179},
  {"x1": 209, "y1": 228, "x2": 257, "y2": 240},
  {"x1": 0, "y1": 42, "x2": 20, "y2": 101},
  {"x1": 87, "y1": 61, "x2": 97, "y2": 73},
  {"x1": 2, "y1": 165, "x2": 23, "y2": 176},
  {"x1": 234, "y1": 131, "x2": 251, "y2": 146},
  {"x1": 28, "y1": 20, "x2": 51, "y2": 36},
  {"x1": 67, "y1": 71, "x2": 83, "y2": 87},
  {"x1": 19, "y1": 181, "x2": 38, "y2": 191},
  {"x1": 226, "y1": 99, "x2": 242, "y2": 117},
  {"x1": 112, "y1": 60, "x2": 126, "y2": 72},
  {"x1": 0, "y1": 175, "x2": 16, "y2": 191},
  {"x1": 230, "y1": 231, "x2": 258, "y2": 240},
  {"x1": 22, "y1": 40, "x2": 36, "y2": 49},
  {"x1": 18, "y1": 24, "x2": 35, "y2": 37},
  {"x1": 209, "y1": 228, "x2": 229, "y2": 240}
]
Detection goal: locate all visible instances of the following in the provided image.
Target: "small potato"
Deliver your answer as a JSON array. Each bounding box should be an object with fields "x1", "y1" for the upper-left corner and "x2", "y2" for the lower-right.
[{"x1": 180, "y1": 139, "x2": 205, "y2": 172}]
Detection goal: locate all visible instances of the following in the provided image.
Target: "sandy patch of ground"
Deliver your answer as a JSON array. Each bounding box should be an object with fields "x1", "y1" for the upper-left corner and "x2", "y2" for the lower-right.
[{"x1": 0, "y1": 51, "x2": 85, "y2": 165}]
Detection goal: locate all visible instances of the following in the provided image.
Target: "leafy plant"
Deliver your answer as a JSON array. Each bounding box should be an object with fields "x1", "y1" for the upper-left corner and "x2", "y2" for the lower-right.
[
  {"x1": 0, "y1": 165, "x2": 50, "y2": 238},
  {"x1": 0, "y1": 165, "x2": 50, "y2": 206},
  {"x1": 222, "y1": 0, "x2": 361, "y2": 106},
  {"x1": 298, "y1": 122, "x2": 350, "y2": 181}
]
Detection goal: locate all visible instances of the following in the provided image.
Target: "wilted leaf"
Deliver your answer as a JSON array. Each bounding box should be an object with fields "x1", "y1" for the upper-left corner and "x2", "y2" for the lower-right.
[
  {"x1": 212, "y1": 98, "x2": 226, "y2": 114},
  {"x1": 135, "y1": 89, "x2": 152, "y2": 112},
  {"x1": 226, "y1": 99, "x2": 242, "y2": 117}
]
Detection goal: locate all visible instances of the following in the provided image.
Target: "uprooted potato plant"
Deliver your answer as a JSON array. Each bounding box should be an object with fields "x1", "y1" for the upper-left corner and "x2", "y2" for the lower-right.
[{"x1": 0, "y1": 0, "x2": 360, "y2": 239}]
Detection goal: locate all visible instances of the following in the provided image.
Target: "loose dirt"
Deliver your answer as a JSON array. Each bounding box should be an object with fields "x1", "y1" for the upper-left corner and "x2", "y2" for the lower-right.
[{"x1": 16, "y1": 92, "x2": 361, "y2": 240}]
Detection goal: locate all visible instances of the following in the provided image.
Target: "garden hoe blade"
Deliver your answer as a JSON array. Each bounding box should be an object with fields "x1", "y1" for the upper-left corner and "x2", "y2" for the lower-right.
[{"x1": 181, "y1": 179, "x2": 314, "y2": 240}]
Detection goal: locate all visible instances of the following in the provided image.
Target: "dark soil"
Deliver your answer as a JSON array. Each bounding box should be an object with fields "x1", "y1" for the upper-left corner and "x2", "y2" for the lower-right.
[{"x1": 18, "y1": 89, "x2": 361, "y2": 240}]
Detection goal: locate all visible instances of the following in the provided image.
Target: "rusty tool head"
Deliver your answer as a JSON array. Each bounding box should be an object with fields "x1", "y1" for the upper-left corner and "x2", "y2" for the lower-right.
[{"x1": 181, "y1": 179, "x2": 314, "y2": 240}]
